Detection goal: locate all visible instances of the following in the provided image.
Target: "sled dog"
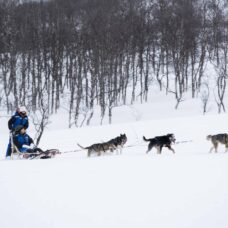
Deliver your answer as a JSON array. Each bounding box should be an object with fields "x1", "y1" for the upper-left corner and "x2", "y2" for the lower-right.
[
  {"x1": 143, "y1": 134, "x2": 176, "y2": 154},
  {"x1": 106, "y1": 134, "x2": 127, "y2": 154},
  {"x1": 77, "y1": 133, "x2": 127, "y2": 157},
  {"x1": 77, "y1": 142, "x2": 113, "y2": 157},
  {"x1": 206, "y1": 134, "x2": 228, "y2": 153}
]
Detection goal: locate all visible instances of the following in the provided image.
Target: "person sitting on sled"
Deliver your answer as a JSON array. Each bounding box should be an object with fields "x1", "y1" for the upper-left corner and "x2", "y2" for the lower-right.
[
  {"x1": 11, "y1": 125, "x2": 60, "y2": 159},
  {"x1": 6, "y1": 106, "x2": 29, "y2": 157},
  {"x1": 13, "y1": 125, "x2": 43, "y2": 154}
]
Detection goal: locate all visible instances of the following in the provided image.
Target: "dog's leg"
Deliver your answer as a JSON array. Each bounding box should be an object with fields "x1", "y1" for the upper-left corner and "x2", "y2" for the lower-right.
[
  {"x1": 156, "y1": 146, "x2": 161, "y2": 154},
  {"x1": 214, "y1": 143, "x2": 218, "y2": 153},
  {"x1": 146, "y1": 143, "x2": 153, "y2": 153},
  {"x1": 146, "y1": 146, "x2": 149, "y2": 153},
  {"x1": 120, "y1": 146, "x2": 123, "y2": 154},
  {"x1": 209, "y1": 146, "x2": 214, "y2": 153},
  {"x1": 116, "y1": 147, "x2": 119, "y2": 155},
  {"x1": 225, "y1": 144, "x2": 228, "y2": 152},
  {"x1": 167, "y1": 145, "x2": 175, "y2": 153},
  {"x1": 209, "y1": 141, "x2": 217, "y2": 153},
  {"x1": 115, "y1": 146, "x2": 119, "y2": 155}
]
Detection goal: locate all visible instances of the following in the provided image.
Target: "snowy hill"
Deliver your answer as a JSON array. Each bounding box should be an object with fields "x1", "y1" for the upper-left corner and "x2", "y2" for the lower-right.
[{"x1": 1, "y1": 98, "x2": 228, "y2": 228}]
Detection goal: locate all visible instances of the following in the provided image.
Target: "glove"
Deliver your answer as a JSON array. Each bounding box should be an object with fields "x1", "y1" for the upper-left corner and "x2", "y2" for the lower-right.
[
  {"x1": 30, "y1": 143, "x2": 37, "y2": 149},
  {"x1": 22, "y1": 145, "x2": 31, "y2": 149}
]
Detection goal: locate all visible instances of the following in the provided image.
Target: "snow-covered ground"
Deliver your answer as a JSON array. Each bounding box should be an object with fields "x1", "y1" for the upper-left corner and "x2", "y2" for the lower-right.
[{"x1": 0, "y1": 90, "x2": 228, "y2": 228}]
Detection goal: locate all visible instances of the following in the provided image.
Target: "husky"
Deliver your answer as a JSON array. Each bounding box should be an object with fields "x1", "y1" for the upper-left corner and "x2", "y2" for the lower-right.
[
  {"x1": 143, "y1": 134, "x2": 176, "y2": 154},
  {"x1": 77, "y1": 142, "x2": 115, "y2": 157},
  {"x1": 77, "y1": 133, "x2": 127, "y2": 157},
  {"x1": 106, "y1": 134, "x2": 127, "y2": 154},
  {"x1": 206, "y1": 134, "x2": 228, "y2": 153}
]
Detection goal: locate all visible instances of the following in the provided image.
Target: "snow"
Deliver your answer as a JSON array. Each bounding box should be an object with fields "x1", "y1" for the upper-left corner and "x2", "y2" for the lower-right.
[
  {"x1": 1, "y1": 155, "x2": 228, "y2": 228},
  {"x1": 0, "y1": 93, "x2": 228, "y2": 228}
]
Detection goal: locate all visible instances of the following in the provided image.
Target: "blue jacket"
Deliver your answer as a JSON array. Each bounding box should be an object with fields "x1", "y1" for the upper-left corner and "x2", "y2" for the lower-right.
[
  {"x1": 13, "y1": 133, "x2": 33, "y2": 152},
  {"x1": 8, "y1": 112, "x2": 29, "y2": 131}
]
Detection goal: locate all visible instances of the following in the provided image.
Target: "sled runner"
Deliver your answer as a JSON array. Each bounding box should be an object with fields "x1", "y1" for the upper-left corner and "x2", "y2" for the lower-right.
[{"x1": 24, "y1": 149, "x2": 61, "y2": 160}]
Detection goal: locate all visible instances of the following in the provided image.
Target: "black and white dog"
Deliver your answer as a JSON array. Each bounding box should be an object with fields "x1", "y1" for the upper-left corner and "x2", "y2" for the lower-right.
[{"x1": 143, "y1": 134, "x2": 176, "y2": 154}]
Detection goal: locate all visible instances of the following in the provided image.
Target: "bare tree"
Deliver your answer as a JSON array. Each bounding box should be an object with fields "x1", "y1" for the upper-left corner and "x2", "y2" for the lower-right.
[
  {"x1": 200, "y1": 82, "x2": 210, "y2": 114},
  {"x1": 0, "y1": 0, "x2": 228, "y2": 126},
  {"x1": 30, "y1": 91, "x2": 50, "y2": 146}
]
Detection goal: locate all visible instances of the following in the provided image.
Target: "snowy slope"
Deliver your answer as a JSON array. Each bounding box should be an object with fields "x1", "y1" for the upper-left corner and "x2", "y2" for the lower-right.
[
  {"x1": 1, "y1": 107, "x2": 228, "y2": 228},
  {"x1": 0, "y1": 154, "x2": 228, "y2": 228}
]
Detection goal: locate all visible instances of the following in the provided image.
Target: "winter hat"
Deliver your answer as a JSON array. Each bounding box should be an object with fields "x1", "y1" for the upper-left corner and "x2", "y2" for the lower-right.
[{"x1": 17, "y1": 106, "x2": 27, "y2": 115}]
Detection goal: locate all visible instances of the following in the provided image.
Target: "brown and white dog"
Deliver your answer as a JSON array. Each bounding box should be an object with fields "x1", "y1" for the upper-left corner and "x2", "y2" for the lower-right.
[{"x1": 206, "y1": 134, "x2": 228, "y2": 153}]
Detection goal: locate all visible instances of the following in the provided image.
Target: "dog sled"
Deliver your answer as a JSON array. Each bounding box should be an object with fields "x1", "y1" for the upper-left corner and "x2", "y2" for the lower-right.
[
  {"x1": 22, "y1": 149, "x2": 61, "y2": 160},
  {"x1": 7, "y1": 130, "x2": 61, "y2": 160},
  {"x1": 10, "y1": 143, "x2": 60, "y2": 160}
]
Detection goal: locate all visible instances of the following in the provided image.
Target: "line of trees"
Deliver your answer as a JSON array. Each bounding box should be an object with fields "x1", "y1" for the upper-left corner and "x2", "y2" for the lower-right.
[{"x1": 0, "y1": 0, "x2": 228, "y2": 127}]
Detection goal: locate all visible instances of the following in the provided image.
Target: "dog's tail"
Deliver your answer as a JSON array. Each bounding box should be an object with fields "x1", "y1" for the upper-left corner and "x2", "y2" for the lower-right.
[
  {"x1": 143, "y1": 136, "x2": 150, "y2": 142},
  {"x1": 77, "y1": 143, "x2": 87, "y2": 150},
  {"x1": 206, "y1": 135, "x2": 212, "y2": 141}
]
